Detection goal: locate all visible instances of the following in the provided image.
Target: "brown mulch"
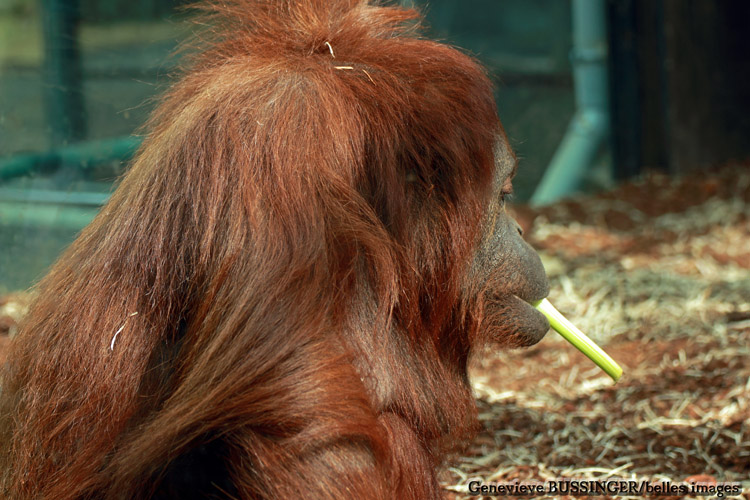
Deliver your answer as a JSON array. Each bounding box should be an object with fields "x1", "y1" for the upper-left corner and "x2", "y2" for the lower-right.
[
  {"x1": 0, "y1": 292, "x2": 30, "y2": 365},
  {"x1": 444, "y1": 162, "x2": 750, "y2": 499}
]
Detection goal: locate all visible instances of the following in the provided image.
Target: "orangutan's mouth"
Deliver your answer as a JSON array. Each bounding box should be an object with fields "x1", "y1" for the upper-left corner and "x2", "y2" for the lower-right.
[{"x1": 512, "y1": 294, "x2": 550, "y2": 346}]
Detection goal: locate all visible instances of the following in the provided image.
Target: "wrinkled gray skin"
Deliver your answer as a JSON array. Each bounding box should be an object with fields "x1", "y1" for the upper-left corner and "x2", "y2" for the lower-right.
[{"x1": 468, "y1": 136, "x2": 550, "y2": 348}]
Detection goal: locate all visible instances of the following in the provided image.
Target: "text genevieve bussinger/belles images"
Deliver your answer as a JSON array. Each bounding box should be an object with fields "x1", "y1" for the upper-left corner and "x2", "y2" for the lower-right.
[{"x1": 466, "y1": 479, "x2": 744, "y2": 497}]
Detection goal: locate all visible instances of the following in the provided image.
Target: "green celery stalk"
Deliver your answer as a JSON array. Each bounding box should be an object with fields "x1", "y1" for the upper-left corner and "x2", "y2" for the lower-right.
[{"x1": 533, "y1": 298, "x2": 623, "y2": 382}]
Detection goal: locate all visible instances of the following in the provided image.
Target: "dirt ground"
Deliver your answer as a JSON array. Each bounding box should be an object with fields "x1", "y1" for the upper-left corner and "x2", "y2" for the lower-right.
[
  {"x1": 1, "y1": 164, "x2": 748, "y2": 498},
  {"x1": 442, "y1": 163, "x2": 750, "y2": 498}
]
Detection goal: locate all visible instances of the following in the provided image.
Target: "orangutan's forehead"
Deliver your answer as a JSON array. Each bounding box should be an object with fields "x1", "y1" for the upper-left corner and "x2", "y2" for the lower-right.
[{"x1": 494, "y1": 136, "x2": 517, "y2": 180}]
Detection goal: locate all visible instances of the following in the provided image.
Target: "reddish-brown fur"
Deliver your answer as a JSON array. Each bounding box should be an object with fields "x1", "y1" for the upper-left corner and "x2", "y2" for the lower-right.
[{"x1": 0, "y1": 1, "x2": 547, "y2": 498}]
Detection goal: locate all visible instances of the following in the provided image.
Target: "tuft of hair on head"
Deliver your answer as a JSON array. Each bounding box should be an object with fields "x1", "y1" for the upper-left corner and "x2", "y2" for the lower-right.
[{"x1": 183, "y1": 0, "x2": 423, "y2": 64}]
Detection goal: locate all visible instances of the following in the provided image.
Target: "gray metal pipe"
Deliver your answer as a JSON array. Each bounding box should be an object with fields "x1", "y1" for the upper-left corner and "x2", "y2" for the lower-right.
[
  {"x1": 0, "y1": 202, "x2": 100, "y2": 230},
  {"x1": 0, "y1": 188, "x2": 109, "y2": 207},
  {"x1": 0, "y1": 137, "x2": 137, "y2": 228},
  {"x1": 0, "y1": 136, "x2": 141, "y2": 181},
  {"x1": 41, "y1": 0, "x2": 86, "y2": 144},
  {"x1": 530, "y1": 0, "x2": 610, "y2": 205}
]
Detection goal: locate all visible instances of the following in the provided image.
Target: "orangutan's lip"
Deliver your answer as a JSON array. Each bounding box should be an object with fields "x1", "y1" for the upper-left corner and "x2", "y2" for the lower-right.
[
  {"x1": 510, "y1": 294, "x2": 550, "y2": 346},
  {"x1": 517, "y1": 292, "x2": 548, "y2": 306},
  {"x1": 512, "y1": 280, "x2": 550, "y2": 306}
]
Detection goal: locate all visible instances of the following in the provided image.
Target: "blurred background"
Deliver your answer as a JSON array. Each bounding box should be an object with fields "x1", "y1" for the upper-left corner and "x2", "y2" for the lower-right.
[{"x1": 1, "y1": 0, "x2": 749, "y2": 291}]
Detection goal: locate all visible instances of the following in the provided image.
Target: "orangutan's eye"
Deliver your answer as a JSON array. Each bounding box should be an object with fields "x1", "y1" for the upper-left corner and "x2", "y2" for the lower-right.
[{"x1": 500, "y1": 186, "x2": 514, "y2": 206}]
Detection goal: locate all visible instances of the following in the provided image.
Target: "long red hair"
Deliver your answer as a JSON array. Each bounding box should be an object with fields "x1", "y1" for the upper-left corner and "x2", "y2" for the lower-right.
[{"x1": 0, "y1": 1, "x2": 501, "y2": 497}]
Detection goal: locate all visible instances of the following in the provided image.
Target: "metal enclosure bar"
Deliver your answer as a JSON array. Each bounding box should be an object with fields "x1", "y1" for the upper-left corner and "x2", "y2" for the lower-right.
[{"x1": 530, "y1": 0, "x2": 610, "y2": 205}]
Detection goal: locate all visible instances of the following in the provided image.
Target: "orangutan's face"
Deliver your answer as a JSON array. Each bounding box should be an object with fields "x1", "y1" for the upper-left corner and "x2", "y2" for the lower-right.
[{"x1": 468, "y1": 136, "x2": 550, "y2": 348}]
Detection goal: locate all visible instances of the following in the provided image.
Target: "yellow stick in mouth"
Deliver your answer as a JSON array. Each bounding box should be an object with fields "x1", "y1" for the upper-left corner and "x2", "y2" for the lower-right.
[{"x1": 532, "y1": 298, "x2": 623, "y2": 382}]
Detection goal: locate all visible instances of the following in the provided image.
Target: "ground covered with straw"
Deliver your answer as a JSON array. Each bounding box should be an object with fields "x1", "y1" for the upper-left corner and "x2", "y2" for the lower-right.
[
  {"x1": 1, "y1": 165, "x2": 748, "y2": 498},
  {"x1": 442, "y1": 164, "x2": 750, "y2": 499}
]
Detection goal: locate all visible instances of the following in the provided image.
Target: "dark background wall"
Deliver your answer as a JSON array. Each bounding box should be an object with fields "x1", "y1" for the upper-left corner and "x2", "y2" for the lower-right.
[{"x1": 608, "y1": 0, "x2": 750, "y2": 178}]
